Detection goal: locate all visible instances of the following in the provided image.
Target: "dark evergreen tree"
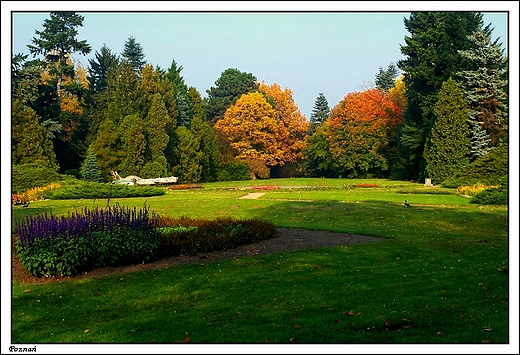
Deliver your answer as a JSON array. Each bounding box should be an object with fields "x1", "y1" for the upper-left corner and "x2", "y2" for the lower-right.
[
  {"x1": 396, "y1": 11, "x2": 486, "y2": 181},
  {"x1": 374, "y1": 62, "x2": 399, "y2": 91},
  {"x1": 205, "y1": 68, "x2": 258, "y2": 124},
  {"x1": 308, "y1": 92, "x2": 330, "y2": 135},
  {"x1": 27, "y1": 12, "x2": 91, "y2": 108},
  {"x1": 173, "y1": 126, "x2": 203, "y2": 183},
  {"x1": 106, "y1": 62, "x2": 141, "y2": 125},
  {"x1": 189, "y1": 87, "x2": 221, "y2": 182},
  {"x1": 122, "y1": 36, "x2": 146, "y2": 74},
  {"x1": 80, "y1": 149, "x2": 104, "y2": 182},
  {"x1": 87, "y1": 44, "x2": 119, "y2": 94},
  {"x1": 165, "y1": 59, "x2": 192, "y2": 127},
  {"x1": 424, "y1": 78, "x2": 471, "y2": 184},
  {"x1": 456, "y1": 29, "x2": 508, "y2": 159}
]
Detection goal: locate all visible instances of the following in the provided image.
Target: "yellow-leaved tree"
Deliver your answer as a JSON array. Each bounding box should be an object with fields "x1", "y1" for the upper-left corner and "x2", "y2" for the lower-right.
[
  {"x1": 258, "y1": 81, "x2": 309, "y2": 168},
  {"x1": 214, "y1": 92, "x2": 283, "y2": 178}
]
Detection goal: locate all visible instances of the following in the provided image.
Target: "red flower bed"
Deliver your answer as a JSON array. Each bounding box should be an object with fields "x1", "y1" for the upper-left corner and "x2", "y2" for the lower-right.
[
  {"x1": 251, "y1": 186, "x2": 279, "y2": 191},
  {"x1": 168, "y1": 185, "x2": 204, "y2": 190}
]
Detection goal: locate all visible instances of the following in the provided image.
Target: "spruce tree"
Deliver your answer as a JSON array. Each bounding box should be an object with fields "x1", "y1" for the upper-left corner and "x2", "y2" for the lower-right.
[
  {"x1": 456, "y1": 29, "x2": 508, "y2": 158},
  {"x1": 80, "y1": 149, "x2": 104, "y2": 182},
  {"x1": 397, "y1": 12, "x2": 485, "y2": 180},
  {"x1": 308, "y1": 93, "x2": 330, "y2": 135},
  {"x1": 424, "y1": 78, "x2": 471, "y2": 184},
  {"x1": 122, "y1": 36, "x2": 146, "y2": 74},
  {"x1": 374, "y1": 62, "x2": 399, "y2": 91}
]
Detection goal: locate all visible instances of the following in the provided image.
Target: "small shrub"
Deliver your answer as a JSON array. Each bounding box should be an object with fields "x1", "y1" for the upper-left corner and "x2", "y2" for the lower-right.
[
  {"x1": 12, "y1": 163, "x2": 62, "y2": 193},
  {"x1": 457, "y1": 185, "x2": 499, "y2": 197},
  {"x1": 23, "y1": 183, "x2": 61, "y2": 202},
  {"x1": 12, "y1": 193, "x2": 26, "y2": 205},
  {"x1": 44, "y1": 179, "x2": 164, "y2": 199},
  {"x1": 157, "y1": 216, "x2": 278, "y2": 257}
]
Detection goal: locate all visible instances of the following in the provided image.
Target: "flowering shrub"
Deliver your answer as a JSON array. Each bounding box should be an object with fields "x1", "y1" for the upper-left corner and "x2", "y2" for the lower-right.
[
  {"x1": 457, "y1": 185, "x2": 498, "y2": 197},
  {"x1": 251, "y1": 186, "x2": 279, "y2": 191},
  {"x1": 14, "y1": 204, "x2": 161, "y2": 277},
  {"x1": 12, "y1": 193, "x2": 26, "y2": 205},
  {"x1": 354, "y1": 183, "x2": 378, "y2": 188},
  {"x1": 156, "y1": 216, "x2": 278, "y2": 257},
  {"x1": 23, "y1": 183, "x2": 61, "y2": 202}
]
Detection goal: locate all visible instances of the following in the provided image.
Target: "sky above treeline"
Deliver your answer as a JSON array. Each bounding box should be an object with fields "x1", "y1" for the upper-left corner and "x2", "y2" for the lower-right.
[{"x1": 6, "y1": 2, "x2": 511, "y2": 120}]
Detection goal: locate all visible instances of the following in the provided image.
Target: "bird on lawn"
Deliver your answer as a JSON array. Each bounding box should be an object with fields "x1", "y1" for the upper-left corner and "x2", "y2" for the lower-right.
[
  {"x1": 404, "y1": 200, "x2": 411, "y2": 208},
  {"x1": 22, "y1": 202, "x2": 30, "y2": 208}
]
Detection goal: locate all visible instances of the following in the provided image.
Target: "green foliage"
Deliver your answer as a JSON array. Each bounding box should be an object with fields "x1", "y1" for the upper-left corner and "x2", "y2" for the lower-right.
[
  {"x1": 80, "y1": 149, "x2": 104, "y2": 182},
  {"x1": 119, "y1": 114, "x2": 146, "y2": 175},
  {"x1": 205, "y1": 68, "x2": 258, "y2": 124},
  {"x1": 374, "y1": 62, "x2": 399, "y2": 91},
  {"x1": 456, "y1": 29, "x2": 508, "y2": 154},
  {"x1": 172, "y1": 126, "x2": 203, "y2": 183},
  {"x1": 43, "y1": 179, "x2": 164, "y2": 199},
  {"x1": 424, "y1": 78, "x2": 471, "y2": 184},
  {"x1": 218, "y1": 159, "x2": 251, "y2": 181},
  {"x1": 397, "y1": 12, "x2": 486, "y2": 180},
  {"x1": 441, "y1": 144, "x2": 508, "y2": 187},
  {"x1": 12, "y1": 163, "x2": 62, "y2": 193},
  {"x1": 308, "y1": 92, "x2": 330, "y2": 135},
  {"x1": 14, "y1": 204, "x2": 161, "y2": 277},
  {"x1": 90, "y1": 119, "x2": 125, "y2": 175},
  {"x1": 122, "y1": 36, "x2": 146, "y2": 74},
  {"x1": 470, "y1": 178, "x2": 508, "y2": 205},
  {"x1": 156, "y1": 216, "x2": 278, "y2": 257}
]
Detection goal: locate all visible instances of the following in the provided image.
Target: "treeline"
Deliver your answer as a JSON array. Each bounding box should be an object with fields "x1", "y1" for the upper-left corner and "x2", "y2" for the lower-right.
[{"x1": 12, "y1": 12, "x2": 508, "y2": 185}]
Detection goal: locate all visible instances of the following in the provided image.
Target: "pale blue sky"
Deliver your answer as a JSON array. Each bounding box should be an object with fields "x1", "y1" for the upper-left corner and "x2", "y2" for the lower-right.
[{"x1": 8, "y1": 8, "x2": 509, "y2": 119}]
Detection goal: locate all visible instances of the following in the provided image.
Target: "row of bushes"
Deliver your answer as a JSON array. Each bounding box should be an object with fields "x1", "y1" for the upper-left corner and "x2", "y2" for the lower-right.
[{"x1": 14, "y1": 205, "x2": 278, "y2": 278}]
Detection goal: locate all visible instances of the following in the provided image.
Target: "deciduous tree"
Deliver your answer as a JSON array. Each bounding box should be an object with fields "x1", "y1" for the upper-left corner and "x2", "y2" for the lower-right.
[
  {"x1": 214, "y1": 92, "x2": 281, "y2": 176},
  {"x1": 327, "y1": 89, "x2": 403, "y2": 178}
]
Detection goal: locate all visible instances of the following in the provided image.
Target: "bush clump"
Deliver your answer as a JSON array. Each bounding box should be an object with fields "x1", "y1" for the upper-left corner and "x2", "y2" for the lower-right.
[
  {"x1": 156, "y1": 216, "x2": 279, "y2": 257},
  {"x1": 442, "y1": 144, "x2": 508, "y2": 188},
  {"x1": 12, "y1": 163, "x2": 62, "y2": 193},
  {"x1": 470, "y1": 176, "x2": 508, "y2": 205},
  {"x1": 44, "y1": 178, "x2": 165, "y2": 199},
  {"x1": 14, "y1": 204, "x2": 161, "y2": 277},
  {"x1": 14, "y1": 208, "x2": 279, "y2": 278}
]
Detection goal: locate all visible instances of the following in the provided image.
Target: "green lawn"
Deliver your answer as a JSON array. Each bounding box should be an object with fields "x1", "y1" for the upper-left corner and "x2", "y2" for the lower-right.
[{"x1": 10, "y1": 178, "x2": 510, "y2": 346}]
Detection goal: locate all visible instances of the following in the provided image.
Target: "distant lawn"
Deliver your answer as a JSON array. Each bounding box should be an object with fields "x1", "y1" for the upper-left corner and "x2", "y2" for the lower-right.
[{"x1": 10, "y1": 178, "x2": 509, "y2": 344}]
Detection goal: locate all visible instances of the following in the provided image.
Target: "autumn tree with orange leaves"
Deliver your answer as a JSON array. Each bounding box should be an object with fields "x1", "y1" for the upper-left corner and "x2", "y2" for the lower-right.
[
  {"x1": 214, "y1": 92, "x2": 282, "y2": 178},
  {"x1": 327, "y1": 89, "x2": 403, "y2": 178},
  {"x1": 258, "y1": 82, "x2": 309, "y2": 169}
]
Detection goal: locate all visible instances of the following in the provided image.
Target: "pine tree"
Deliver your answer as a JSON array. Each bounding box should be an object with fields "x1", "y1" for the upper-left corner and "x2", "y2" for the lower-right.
[
  {"x1": 424, "y1": 78, "x2": 471, "y2": 184},
  {"x1": 27, "y1": 12, "x2": 91, "y2": 108},
  {"x1": 308, "y1": 93, "x2": 330, "y2": 135},
  {"x1": 90, "y1": 119, "x2": 125, "y2": 175},
  {"x1": 80, "y1": 149, "x2": 104, "y2": 182},
  {"x1": 456, "y1": 29, "x2": 508, "y2": 158}
]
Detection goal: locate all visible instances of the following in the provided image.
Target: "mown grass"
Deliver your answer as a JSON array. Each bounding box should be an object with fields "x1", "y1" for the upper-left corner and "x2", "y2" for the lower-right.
[{"x1": 9, "y1": 178, "x2": 511, "y2": 346}]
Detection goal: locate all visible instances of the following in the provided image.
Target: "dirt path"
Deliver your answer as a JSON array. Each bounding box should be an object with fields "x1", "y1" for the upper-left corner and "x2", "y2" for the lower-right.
[{"x1": 12, "y1": 228, "x2": 386, "y2": 285}]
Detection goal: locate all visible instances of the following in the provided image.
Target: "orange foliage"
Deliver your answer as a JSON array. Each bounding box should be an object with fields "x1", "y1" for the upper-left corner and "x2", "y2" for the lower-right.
[
  {"x1": 258, "y1": 81, "x2": 309, "y2": 164},
  {"x1": 214, "y1": 92, "x2": 283, "y2": 166},
  {"x1": 327, "y1": 89, "x2": 404, "y2": 176}
]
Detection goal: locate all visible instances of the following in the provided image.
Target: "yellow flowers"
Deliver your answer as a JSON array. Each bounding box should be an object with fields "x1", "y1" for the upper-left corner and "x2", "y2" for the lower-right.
[
  {"x1": 456, "y1": 184, "x2": 499, "y2": 197},
  {"x1": 22, "y1": 183, "x2": 61, "y2": 202}
]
